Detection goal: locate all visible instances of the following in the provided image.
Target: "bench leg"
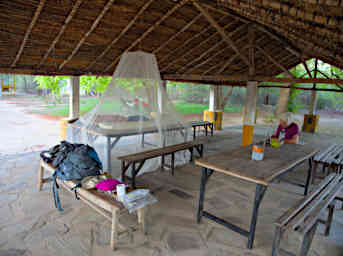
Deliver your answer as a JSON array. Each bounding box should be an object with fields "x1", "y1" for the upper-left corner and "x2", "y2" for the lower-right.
[
  {"x1": 297, "y1": 221, "x2": 318, "y2": 256},
  {"x1": 132, "y1": 163, "x2": 137, "y2": 189},
  {"x1": 138, "y1": 207, "x2": 147, "y2": 235},
  {"x1": 304, "y1": 158, "x2": 313, "y2": 196},
  {"x1": 171, "y1": 152, "x2": 175, "y2": 176},
  {"x1": 110, "y1": 209, "x2": 118, "y2": 250},
  {"x1": 311, "y1": 161, "x2": 318, "y2": 185},
  {"x1": 325, "y1": 204, "x2": 335, "y2": 236},
  {"x1": 271, "y1": 226, "x2": 282, "y2": 256},
  {"x1": 38, "y1": 164, "x2": 44, "y2": 191}
]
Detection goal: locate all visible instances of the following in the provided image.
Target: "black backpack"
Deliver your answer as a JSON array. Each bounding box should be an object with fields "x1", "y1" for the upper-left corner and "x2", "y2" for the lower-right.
[{"x1": 42, "y1": 142, "x2": 102, "y2": 211}]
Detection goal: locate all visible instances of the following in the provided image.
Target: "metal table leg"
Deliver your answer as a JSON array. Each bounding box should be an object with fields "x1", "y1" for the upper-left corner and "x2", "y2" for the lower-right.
[
  {"x1": 197, "y1": 167, "x2": 209, "y2": 223},
  {"x1": 247, "y1": 184, "x2": 267, "y2": 249}
]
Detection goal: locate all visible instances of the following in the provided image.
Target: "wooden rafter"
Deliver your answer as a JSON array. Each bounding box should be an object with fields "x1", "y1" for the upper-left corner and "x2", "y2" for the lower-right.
[
  {"x1": 59, "y1": 0, "x2": 115, "y2": 70},
  {"x1": 153, "y1": 13, "x2": 202, "y2": 54},
  {"x1": 158, "y1": 14, "x2": 230, "y2": 65},
  {"x1": 214, "y1": 35, "x2": 265, "y2": 75},
  {"x1": 87, "y1": 0, "x2": 154, "y2": 70},
  {"x1": 11, "y1": 0, "x2": 46, "y2": 67},
  {"x1": 302, "y1": 60, "x2": 313, "y2": 78},
  {"x1": 183, "y1": 44, "x2": 230, "y2": 74},
  {"x1": 104, "y1": 0, "x2": 190, "y2": 73},
  {"x1": 161, "y1": 21, "x2": 243, "y2": 72},
  {"x1": 192, "y1": 1, "x2": 250, "y2": 67},
  {"x1": 179, "y1": 41, "x2": 227, "y2": 74},
  {"x1": 317, "y1": 70, "x2": 343, "y2": 90},
  {"x1": 256, "y1": 46, "x2": 295, "y2": 78},
  {"x1": 39, "y1": 0, "x2": 84, "y2": 67},
  {"x1": 162, "y1": 74, "x2": 343, "y2": 85}
]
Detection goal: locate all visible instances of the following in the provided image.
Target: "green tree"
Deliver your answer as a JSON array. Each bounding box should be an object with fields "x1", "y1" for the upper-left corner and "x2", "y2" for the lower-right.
[
  {"x1": 35, "y1": 76, "x2": 68, "y2": 102},
  {"x1": 80, "y1": 76, "x2": 112, "y2": 95}
]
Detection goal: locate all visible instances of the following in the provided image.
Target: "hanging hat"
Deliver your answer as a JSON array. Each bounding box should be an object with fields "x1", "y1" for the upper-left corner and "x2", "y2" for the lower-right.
[{"x1": 81, "y1": 173, "x2": 112, "y2": 189}]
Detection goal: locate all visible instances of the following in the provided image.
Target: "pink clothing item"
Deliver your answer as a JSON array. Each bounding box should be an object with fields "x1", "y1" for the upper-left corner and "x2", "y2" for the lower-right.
[
  {"x1": 96, "y1": 179, "x2": 124, "y2": 191},
  {"x1": 274, "y1": 122, "x2": 299, "y2": 140}
]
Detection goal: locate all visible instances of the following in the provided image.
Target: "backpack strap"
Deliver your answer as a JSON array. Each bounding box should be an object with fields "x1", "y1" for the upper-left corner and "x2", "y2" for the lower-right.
[
  {"x1": 70, "y1": 183, "x2": 81, "y2": 200},
  {"x1": 52, "y1": 171, "x2": 63, "y2": 211}
]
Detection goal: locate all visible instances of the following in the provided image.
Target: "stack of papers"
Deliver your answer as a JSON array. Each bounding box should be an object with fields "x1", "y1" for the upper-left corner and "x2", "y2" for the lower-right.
[{"x1": 123, "y1": 189, "x2": 157, "y2": 213}]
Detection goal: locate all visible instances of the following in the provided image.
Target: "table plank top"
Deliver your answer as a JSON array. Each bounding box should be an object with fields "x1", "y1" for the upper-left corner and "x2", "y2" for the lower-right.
[{"x1": 195, "y1": 144, "x2": 319, "y2": 186}]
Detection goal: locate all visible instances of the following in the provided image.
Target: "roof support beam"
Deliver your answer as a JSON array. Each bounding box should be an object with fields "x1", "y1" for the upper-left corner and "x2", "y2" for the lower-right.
[
  {"x1": 162, "y1": 74, "x2": 343, "y2": 85},
  {"x1": 192, "y1": 1, "x2": 250, "y2": 67},
  {"x1": 153, "y1": 13, "x2": 202, "y2": 54},
  {"x1": 87, "y1": 0, "x2": 154, "y2": 70},
  {"x1": 59, "y1": 0, "x2": 115, "y2": 70},
  {"x1": 104, "y1": 0, "x2": 190, "y2": 73},
  {"x1": 161, "y1": 21, "x2": 243, "y2": 72},
  {"x1": 302, "y1": 60, "x2": 313, "y2": 78},
  {"x1": 39, "y1": 0, "x2": 84, "y2": 67},
  {"x1": 248, "y1": 25, "x2": 255, "y2": 76},
  {"x1": 158, "y1": 14, "x2": 230, "y2": 65},
  {"x1": 11, "y1": 0, "x2": 46, "y2": 68},
  {"x1": 256, "y1": 46, "x2": 295, "y2": 78},
  {"x1": 316, "y1": 70, "x2": 343, "y2": 90}
]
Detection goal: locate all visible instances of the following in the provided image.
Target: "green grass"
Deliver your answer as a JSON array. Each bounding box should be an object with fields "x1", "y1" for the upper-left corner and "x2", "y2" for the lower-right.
[{"x1": 38, "y1": 98, "x2": 242, "y2": 117}]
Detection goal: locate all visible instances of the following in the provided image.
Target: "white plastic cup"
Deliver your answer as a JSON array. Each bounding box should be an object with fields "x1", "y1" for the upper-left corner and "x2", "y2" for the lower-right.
[{"x1": 117, "y1": 184, "x2": 126, "y2": 202}]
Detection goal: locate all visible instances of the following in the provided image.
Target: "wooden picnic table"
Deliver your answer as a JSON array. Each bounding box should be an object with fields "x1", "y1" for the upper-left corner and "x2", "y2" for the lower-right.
[{"x1": 195, "y1": 144, "x2": 319, "y2": 249}]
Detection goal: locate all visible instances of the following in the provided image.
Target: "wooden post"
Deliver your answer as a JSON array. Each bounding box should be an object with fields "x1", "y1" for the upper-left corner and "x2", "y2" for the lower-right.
[
  {"x1": 242, "y1": 81, "x2": 258, "y2": 146},
  {"x1": 275, "y1": 87, "x2": 290, "y2": 117},
  {"x1": 69, "y1": 76, "x2": 80, "y2": 119},
  {"x1": 310, "y1": 90, "x2": 317, "y2": 115}
]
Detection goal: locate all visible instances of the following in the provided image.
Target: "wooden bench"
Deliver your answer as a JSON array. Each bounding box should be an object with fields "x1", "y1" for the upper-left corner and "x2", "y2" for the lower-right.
[
  {"x1": 272, "y1": 173, "x2": 343, "y2": 256},
  {"x1": 191, "y1": 121, "x2": 214, "y2": 139},
  {"x1": 118, "y1": 140, "x2": 204, "y2": 188},
  {"x1": 313, "y1": 144, "x2": 343, "y2": 184},
  {"x1": 38, "y1": 160, "x2": 147, "y2": 250}
]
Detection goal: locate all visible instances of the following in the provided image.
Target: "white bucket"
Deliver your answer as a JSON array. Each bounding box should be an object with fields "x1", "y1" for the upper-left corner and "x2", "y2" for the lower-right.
[{"x1": 117, "y1": 184, "x2": 126, "y2": 202}]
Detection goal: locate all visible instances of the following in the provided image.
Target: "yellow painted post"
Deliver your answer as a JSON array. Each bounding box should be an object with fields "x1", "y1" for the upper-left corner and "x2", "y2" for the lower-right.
[
  {"x1": 242, "y1": 81, "x2": 258, "y2": 146},
  {"x1": 302, "y1": 114, "x2": 320, "y2": 133},
  {"x1": 203, "y1": 110, "x2": 223, "y2": 130}
]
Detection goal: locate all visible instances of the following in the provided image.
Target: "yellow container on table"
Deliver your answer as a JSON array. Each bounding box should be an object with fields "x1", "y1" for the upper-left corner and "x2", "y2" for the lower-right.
[{"x1": 203, "y1": 110, "x2": 223, "y2": 130}]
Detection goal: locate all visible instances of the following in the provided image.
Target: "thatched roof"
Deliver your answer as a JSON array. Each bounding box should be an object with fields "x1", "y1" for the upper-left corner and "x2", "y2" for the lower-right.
[{"x1": 0, "y1": 0, "x2": 342, "y2": 83}]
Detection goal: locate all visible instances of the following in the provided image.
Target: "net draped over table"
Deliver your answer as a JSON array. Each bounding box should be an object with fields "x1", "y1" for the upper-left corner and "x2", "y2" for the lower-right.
[{"x1": 67, "y1": 51, "x2": 191, "y2": 178}]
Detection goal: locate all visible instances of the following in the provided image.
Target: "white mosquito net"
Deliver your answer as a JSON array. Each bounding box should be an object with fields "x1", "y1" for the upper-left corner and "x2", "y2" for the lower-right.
[{"x1": 67, "y1": 51, "x2": 191, "y2": 179}]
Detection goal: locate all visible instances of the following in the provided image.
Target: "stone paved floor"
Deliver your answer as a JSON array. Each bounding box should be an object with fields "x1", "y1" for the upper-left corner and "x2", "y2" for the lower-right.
[{"x1": 1, "y1": 130, "x2": 343, "y2": 256}]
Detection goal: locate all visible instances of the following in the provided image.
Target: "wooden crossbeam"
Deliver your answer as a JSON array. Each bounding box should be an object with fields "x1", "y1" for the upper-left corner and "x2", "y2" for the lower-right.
[
  {"x1": 162, "y1": 74, "x2": 343, "y2": 85},
  {"x1": 192, "y1": 1, "x2": 250, "y2": 67},
  {"x1": 39, "y1": 0, "x2": 84, "y2": 67},
  {"x1": 161, "y1": 20, "x2": 242, "y2": 72},
  {"x1": 59, "y1": 0, "x2": 115, "y2": 70},
  {"x1": 153, "y1": 13, "x2": 202, "y2": 54},
  {"x1": 11, "y1": 0, "x2": 46, "y2": 67},
  {"x1": 256, "y1": 46, "x2": 295, "y2": 78},
  {"x1": 104, "y1": 0, "x2": 190, "y2": 73},
  {"x1": 158, "y1": 14, "x2": 230, "y2": 65},
  {"x1": 87, "y1": 0, "x2": 154, "y2": 70}
]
